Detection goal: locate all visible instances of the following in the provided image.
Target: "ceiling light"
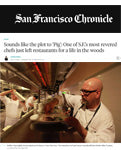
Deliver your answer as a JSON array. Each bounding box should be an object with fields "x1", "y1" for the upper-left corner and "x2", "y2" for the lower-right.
[{"x1": 33, "y1": 62, "x2": 46, "y2": 87}]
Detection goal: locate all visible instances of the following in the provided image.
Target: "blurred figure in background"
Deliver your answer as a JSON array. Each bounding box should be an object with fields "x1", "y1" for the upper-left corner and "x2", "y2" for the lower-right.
[
  {"x1": 0, "y1": 89, "x2": 27, "y2": 127},
  {"x1": 26, "y1": 95, "x2": 38, "y2": 111}
]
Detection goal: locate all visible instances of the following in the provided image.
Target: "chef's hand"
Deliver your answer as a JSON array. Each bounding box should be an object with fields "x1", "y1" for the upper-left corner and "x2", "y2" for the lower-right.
[
  {"x1": 44, "y1": 98, "x2": 59, "y2": 114},
  {"x1": 11, "y1": 89, "x2": 16, "y2": 94},
  {"x1": 0, "y1": 89, "x2": 16, "y2": 96},
  {"x1": 19, "y1": 101, "x2": 25, "y2": 106},
  {"x1": 65, "y1": 116, "x2": 87, "y2": 139},
  {"x1": 19, "y1": 101, "x2": 27, "y2": 111},
  {"x1": 64, "y1": 117, "x2": 80, "y2": 130}
]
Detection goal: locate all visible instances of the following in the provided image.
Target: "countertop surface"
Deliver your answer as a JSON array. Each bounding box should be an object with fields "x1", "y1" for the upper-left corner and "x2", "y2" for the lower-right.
[{"x1": 1, "y1": 112, "x2": 83, "y2": 143}]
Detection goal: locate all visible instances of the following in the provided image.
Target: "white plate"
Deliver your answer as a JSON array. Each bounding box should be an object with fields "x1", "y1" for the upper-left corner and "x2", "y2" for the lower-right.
[{"x1": 30, "y1": 114, "x2": 39, "y2": 121}]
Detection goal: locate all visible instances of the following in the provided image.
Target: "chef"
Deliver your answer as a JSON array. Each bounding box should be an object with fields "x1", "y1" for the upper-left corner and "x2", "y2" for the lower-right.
[
  {"x1": 0, "y1": 89, "x2": 27, "y2": 127},
  {"x1": 44, "y1": 78, "x2": 115, "y2": 143},
  {"x1": 26, "y1": 95, "x2": 38, "y2": 111}
]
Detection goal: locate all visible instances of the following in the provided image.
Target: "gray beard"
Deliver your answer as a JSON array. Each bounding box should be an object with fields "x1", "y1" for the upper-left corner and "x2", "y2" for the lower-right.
[{"x1": 81, "y1": 100, "x2": 88, "y2": 110}]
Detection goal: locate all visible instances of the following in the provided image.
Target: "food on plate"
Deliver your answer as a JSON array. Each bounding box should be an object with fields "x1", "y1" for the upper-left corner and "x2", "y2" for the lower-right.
[
  {"x1": 43, "y1": 116, "x2": 63, "y2": 121},
  {"x1": 38, "y1": 113, "x2": 66, "y2": 122},
  {"x1": 31, "y1": 106, "x2": 68, "y2": 122},
  {"x1": 54, "y1": 117, "x2": 63, "y2": 121},
  {"x1": 43, "y1": 116, "x2": 55, "y2": 121}
]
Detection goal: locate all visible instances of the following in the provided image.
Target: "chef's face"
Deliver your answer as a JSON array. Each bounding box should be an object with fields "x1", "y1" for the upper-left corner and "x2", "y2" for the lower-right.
[
  {"x1": 33, "y1": 97, "x2": 36, "y2": 100},
  {"x1": 11, "y1": 94, "x2": 18, "y2": 101},
  {"x1": 80, "y1": 82, "x2": 98, "y2": 108}
]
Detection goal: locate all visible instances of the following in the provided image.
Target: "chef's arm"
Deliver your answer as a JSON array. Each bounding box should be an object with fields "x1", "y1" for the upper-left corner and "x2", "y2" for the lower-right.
[
  {"x1": 0, "y1": 89, "x2": 14, "y2": 96},
  {"x1": 76, "y1": 122, "x2": 87, "y2": 139},
  {"x1": 65, "y1": 117, "x2": 87, "y2": 140},
  {"x1": 19, "y1": 101, "x2": 27, "y2": 112},
  {"x1": 28, "y1": 103, "x2": 34, "y2": 107},
  {"x1": 65, "y1": 116, "x2": 115, "y2": 142}
]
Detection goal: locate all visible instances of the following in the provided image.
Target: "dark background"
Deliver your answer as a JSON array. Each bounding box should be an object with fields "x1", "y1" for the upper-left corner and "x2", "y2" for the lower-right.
[{"x1": 0, "y1": 5, "x2": 120, "y2": 33}]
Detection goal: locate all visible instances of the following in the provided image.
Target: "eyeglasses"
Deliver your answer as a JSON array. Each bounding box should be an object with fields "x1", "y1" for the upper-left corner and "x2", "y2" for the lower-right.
[{"x1": 80, "y1": 89, "x2": 97, "y2": 96}]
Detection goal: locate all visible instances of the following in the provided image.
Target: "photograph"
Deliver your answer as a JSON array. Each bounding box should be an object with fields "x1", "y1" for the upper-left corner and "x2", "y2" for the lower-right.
[{"x1": 0, "y1": 62, "x2": 121, "y2": 143}]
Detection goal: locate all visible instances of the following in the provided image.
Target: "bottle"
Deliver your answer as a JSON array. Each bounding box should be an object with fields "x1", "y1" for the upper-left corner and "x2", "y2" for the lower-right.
[
  {"x1": 33, "y1": 103, "x2": 38, "y2": 114},
  {"x1": 38, "y1": 103, "x2": 43, "y2": 113}
]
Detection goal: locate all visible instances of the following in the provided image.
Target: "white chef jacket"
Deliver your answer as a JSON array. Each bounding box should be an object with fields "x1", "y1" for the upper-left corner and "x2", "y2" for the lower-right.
[
  {"x1": 26, "y1": 96, "x2": 35, "y2": 109},
  {"x1": 0, "y1": 95, "x2": 23, "y2": 127},
  {"x1": 62, "y1": 94, "x2": 115, "y2": 143}
]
